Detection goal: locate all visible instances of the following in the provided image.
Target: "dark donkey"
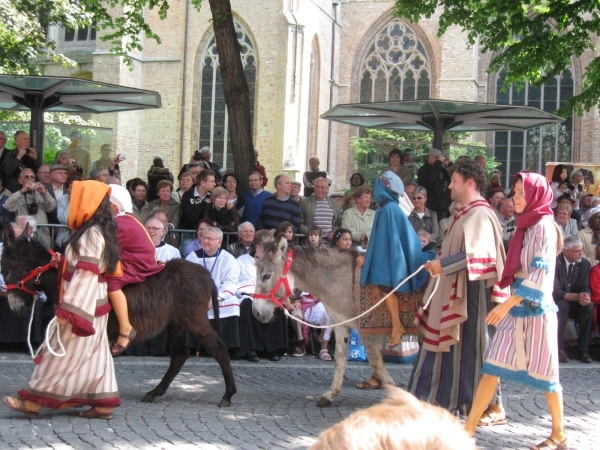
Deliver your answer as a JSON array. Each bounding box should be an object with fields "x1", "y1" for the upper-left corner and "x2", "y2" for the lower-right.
[{"x1": 1, "y1": 223, "x2": 236, "y2": 408}]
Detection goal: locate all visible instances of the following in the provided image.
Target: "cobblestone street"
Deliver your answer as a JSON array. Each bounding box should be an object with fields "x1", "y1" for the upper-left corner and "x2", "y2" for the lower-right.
[{"x1": 0, "y1": 353, "x2": 598, "y2": 449}]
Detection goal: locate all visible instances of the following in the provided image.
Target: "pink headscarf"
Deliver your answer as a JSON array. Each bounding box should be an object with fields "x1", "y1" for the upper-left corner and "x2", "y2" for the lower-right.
[{"x1": 499, "y1": 172, "x2": 554, "y2": 288}]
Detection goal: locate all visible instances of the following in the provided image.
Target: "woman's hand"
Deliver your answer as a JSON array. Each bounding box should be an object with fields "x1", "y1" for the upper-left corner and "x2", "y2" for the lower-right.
[
  {"x1": 486, "y1": 293, "x2": 524, "y2": 326},
  {"x1": 486, "y1": 303, "x2": 511, "y2": 326},
  {"x1": 57, "y1": 317, "x2": 67, "y2": 325}
]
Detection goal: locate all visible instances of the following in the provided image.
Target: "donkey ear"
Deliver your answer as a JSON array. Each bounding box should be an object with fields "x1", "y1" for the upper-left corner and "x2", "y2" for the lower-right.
[
  {"x1": 2, "y1": 221, "x2": 16, "y2": 248},
  {"x1": 275, "y1": 234, "x2": 288, "y2": 256}
]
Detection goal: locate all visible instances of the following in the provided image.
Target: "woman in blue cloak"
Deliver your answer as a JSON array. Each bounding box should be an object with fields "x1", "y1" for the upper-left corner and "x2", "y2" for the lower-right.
[{"x1": 361, "y1": 170, "x2": 435, "y2": 347}]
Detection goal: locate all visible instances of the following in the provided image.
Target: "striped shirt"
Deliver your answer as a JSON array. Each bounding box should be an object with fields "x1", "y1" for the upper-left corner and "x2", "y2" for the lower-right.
[{"x1": 313, "y1": 200, "x2": 334, "y2": 236}]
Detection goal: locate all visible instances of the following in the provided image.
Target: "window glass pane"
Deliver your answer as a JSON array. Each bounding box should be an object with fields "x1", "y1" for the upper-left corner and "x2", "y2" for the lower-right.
[
  {"x1": 496, "y1": 71, "x2": 509, "y2": 104},
  {"x1": 543, "y1": 77, "x2": 558, "y2": 112},
  {"x1": 77, "y1": 27, "x2": 88, "y2": 41},
  {"x1": 527, "y1": 84, "x2": 541, "y2": 109},
  {"x1": 90, "y1": 24, "x2": 96, "y2": 41},
  {"x1": 359, "y1": 19, "x2": 431, "y2": 102},
  {"x1": 360, "y1": 72, "x2": 372, "y2": 103},
  {"x1": 374, "y1": 71, "x2": 387, "y2": 102},
  {"x1": 200, "y1": 21, "x2": 256, "y2": 164},
  {"x1": 389, "y1": 68, "x2": 401, "y2": 101},
  {"x1": 495, "y1": 69, "x2": 573, "y2": 178},
  {"x1": 403, "y1": 70, "x2": 415, "y2": 100},
  {"x1": 417, "y1": 71, "x2": 430, "y2": 100},
  {"x1": 525, "y1": 128, "x2": 540, "y2": 173},
  {"x1": 494, "y1": 131, "x2": 509, "y2": 184},
  {"x1": 65, "y1": 28, "x2": 75, "y2": 41}
]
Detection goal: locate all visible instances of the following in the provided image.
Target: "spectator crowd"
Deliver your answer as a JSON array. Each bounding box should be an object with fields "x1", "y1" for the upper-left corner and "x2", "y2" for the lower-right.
[{"x1": 1, "y1": 129, "x2": 600, "y2": 368}]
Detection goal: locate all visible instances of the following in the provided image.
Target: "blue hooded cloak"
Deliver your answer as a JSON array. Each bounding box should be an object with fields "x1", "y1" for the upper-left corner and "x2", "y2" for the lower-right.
[{"x1": 360, "y1": 171, "x2": 434, "y2": 291}]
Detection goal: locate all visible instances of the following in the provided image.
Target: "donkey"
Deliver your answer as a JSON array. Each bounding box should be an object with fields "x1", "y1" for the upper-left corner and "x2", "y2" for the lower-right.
[
  {"x1": 1, "y1": 222, "x2": 236, "y2": 408},
  {"x1": 253, "y1": 236, "x2": 397, "y2": 407}
]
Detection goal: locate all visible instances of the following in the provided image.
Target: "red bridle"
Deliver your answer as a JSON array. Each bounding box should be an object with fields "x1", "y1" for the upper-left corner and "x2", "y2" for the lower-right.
[
  {"x1": 253, "y1": 249, "x2": 294, "y2": 309},
  {"x1": 5, "y1": 249, "x2": 62, "y2": 296}
]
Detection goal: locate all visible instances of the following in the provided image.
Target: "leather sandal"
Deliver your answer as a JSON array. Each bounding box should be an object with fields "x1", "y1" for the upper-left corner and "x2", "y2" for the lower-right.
[
  {"x1": 355, "y1": 376, "x2": 383, "y2": 390},
  {"x1": 477, "y1": 408, "x2": 507, "y2": 427},
  {"x1": 530, "y1": 437, "x2": 568, "y2": 450},
  {"x1": 79, "y1": 408, "x2": 113, "y2": 420},
  {"x1": 3, "y1": 396, "x2": 38, "y2": 419},
  {"x1": 111, "y1": 328, "x2": 137, "y2": 356},
  {"x1": 319, "y1": 349, "x2": 333, "y2": 361}
]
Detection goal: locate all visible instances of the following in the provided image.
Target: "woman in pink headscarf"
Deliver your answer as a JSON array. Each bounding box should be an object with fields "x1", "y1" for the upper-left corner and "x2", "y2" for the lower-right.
[{"x1": 465, "y1": 173, "x2": 567, "y2": 450}]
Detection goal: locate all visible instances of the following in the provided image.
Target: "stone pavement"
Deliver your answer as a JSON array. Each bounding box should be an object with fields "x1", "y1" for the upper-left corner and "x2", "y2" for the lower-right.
[{"x1": 0, "y1": 352, "x2": 598, "y2": 450}]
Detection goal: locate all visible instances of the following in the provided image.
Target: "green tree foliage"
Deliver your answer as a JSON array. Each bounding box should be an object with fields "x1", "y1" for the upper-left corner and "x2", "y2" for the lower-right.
[
  {"x1": 0, "y1": 0, "x2": 93, "y2": 73},
  {"x1": 0, "y1": 0, "x2": 200, "y2": 73},
  {"x1": 350, "y1": 128, "x2": 499, "y2": 187},
  {"x1": 0, "y1": 110, "x2": 99, "y2": 158},
  {"x1": 394, "y1": 0, "x2": 600, "y2": 116}
]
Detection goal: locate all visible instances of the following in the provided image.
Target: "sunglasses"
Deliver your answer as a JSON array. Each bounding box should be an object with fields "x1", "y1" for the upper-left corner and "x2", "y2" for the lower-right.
[{"x1": 412, "y1": 196, "x2": 424, "y2": 200}]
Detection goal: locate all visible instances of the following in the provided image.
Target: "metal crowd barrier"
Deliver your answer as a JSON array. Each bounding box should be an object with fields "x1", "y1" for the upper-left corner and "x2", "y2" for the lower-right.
[{"x1": 37, "y1": 224, "x2": 305, "y2": 255}]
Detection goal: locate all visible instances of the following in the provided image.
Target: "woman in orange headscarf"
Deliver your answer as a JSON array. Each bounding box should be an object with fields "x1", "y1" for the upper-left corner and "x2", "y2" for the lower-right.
[{"x1": 4, "y1": 181, "x2": 121, "y2": 419}]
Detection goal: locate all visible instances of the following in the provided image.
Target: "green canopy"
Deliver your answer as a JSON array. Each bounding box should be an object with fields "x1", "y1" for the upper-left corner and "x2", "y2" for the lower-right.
[
  {"x1": 0, "y1": 75, "x2": 161, "y2": 155},
  {"x1": 321, "y1": 99, "x2": 564, "y2": 150}
]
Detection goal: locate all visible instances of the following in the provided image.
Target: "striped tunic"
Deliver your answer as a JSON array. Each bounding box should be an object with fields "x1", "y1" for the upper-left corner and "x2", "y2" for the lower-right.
[
  {"x1": 482, "y1": 216, "x2": 561, "y2": 392},
  {"x1": 19, "y1": 226, "x2": 120, "y2": 409}
]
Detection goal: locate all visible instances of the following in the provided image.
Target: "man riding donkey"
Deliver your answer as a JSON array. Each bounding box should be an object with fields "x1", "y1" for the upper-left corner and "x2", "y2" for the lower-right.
[
  {"x1": 356, "y1": 170, "x2": 435, "y2": 390},
  {"x1": 4, "y1": 181, "x2": 122, "y2": 419}
]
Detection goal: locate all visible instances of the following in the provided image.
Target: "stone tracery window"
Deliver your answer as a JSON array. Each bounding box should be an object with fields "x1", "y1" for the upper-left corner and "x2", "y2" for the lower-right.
[
  {"x1": 494, "y1": 70, "x2": 573, "y2": 185},
  {"x1": 199, "y1": 21, "x2": 256, "y2": 170},
  {"x1": 359, "y1": 20, "x2": 431, "y2": 102}
]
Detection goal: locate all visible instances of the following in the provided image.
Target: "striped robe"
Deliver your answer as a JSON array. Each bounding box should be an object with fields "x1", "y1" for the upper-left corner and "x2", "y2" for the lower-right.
[
  {"x1": 18, "y1": 226, "x2": 120, "y2": 409},
  {"x1": 408, "y1": 199, "x2": 508, "y2": 415},
  {"x1": 482, "y1": 216, "x2": 561, "y2": 392}
]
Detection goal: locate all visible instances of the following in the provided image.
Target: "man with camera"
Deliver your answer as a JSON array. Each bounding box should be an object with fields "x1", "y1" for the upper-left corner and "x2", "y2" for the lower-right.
[
  {"x1": 1, "y1": 131, "x2": 41, "y2": 193},
  {"x1": 4, "y1": 168, "x2": 56, "y2": 234},
  {"x1": 66, "y1": 131, "x2": 91, "y2": 179}
]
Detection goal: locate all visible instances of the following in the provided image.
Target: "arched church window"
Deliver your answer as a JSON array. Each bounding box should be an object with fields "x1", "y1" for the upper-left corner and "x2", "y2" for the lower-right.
[
  {"x1": 494, "y1": 70, "x2": 573, "y2": 185},
  {"x1": 359, "y1": 20, "x2": 431, "y2": 103},
  {"x1": 200, "y1": 22, "x2": 256, "y2": 170}
]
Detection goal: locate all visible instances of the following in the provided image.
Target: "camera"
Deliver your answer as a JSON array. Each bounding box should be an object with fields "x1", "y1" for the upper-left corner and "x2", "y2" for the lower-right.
[
  {"x1": 31, "y1": 183, "x2": 39, "y2": 190},
  {"x1": 193, "y1": 150, "x2": 204, "y2": 161},
  {"x1": 117, "y1": 154, "x2": 126, "y2": 163}
]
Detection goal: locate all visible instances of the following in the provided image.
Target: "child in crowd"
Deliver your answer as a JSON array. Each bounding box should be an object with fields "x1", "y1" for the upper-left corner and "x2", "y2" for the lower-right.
[
  {"x1": 290, "y1": 288, "x2": 334, "y2": 361},
  {"x1": 331, "y1": 228, "x2": 353, "y2": 250},
  {"x1": 306, "y1": 225, "x2": 323, "y2": 248},
  {"x1": 275, "y1": 221, "x2": 295, "y2": 245},
  {"x1": 418, "y1": 230, "x2": 432, "y2": 248},
  {"x1": 204, "y1": 186, "x2": 240, "y2": 234}
]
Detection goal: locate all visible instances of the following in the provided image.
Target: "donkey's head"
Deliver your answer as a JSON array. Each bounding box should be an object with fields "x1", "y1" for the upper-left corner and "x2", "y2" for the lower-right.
[
  {"x1": 253, "y1": 235, "x2": 296, "y2": 323},
  {"x1": 1, "y1": 222, "x2": 54, "y2": 315}
]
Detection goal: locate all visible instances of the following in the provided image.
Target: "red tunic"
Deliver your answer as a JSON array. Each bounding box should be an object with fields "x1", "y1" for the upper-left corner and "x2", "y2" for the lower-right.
[{"x1": 107, "y1": 214, "x2": 164, "y2": 292}]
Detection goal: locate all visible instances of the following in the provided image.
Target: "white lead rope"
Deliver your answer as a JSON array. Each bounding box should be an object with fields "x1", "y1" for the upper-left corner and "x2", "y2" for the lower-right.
[
  {"x1": 283, "y1": 265, "x2": 441, "y2": 330},
  {"x1": 27, "y1": 296, "x2": 66, "y2": 361}
]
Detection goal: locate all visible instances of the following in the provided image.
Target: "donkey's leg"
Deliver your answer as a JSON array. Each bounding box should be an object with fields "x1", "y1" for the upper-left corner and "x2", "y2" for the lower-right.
[
  {"x1": 365, "y1": 343, "x2": 394, "y2": 386},
  {"x1": 195, "y1": 325, "x2": 237, "y2": 408},
  {"x1": 317, "y1": 325, "x2": 350, "y2": 408},
  {"x1": 141, "y1": 328, "x2": 188, "y2": 403}
]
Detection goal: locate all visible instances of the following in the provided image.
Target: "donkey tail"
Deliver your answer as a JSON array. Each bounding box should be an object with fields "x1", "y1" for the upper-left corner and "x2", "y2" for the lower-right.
[{"x1": 210, "y1": 283, "x2": 223, "y2": 338}]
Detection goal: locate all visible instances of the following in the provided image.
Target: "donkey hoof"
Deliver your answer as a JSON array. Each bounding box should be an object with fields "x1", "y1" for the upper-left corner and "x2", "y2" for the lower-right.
[
  {"x1": 316, "y1": 397, "x2": 332, "y2": 408},
  {"x1": 140, "y1": 393, "x2": 155, "y2": 403},
  {"x1": 218, "y1": 397, "x2": 231, "y2": 408}
]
